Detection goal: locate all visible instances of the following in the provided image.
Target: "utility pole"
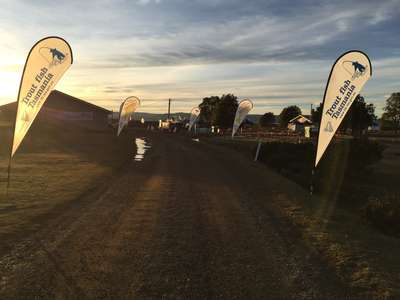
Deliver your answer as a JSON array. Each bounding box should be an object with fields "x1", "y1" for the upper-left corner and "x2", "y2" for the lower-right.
[
  {"x1": 167, "y1": 98, "x2": 171, "y2": 120},
  {"x1": 310, "y1": 103, "x2": 313, "y2": 116}
]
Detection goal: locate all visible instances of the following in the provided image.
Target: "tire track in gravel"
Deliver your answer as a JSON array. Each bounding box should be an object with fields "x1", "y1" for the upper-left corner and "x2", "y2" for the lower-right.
[
  {"x1": 0, "y1": 131, "x2": 361, "y2": 299},
  {"x1": 0, "y1": 131, "x2": 169, "y2": 299},
  {"x1": 186, "y1": 136, "x2": 356, "y2": 299}
]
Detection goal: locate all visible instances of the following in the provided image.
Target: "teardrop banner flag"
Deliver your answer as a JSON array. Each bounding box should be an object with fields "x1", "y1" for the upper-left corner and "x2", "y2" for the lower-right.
[
  {"x1": 315, "y1": 50, "x2": 372, "y2": 167},
  {"x1": 188, "y1": 107, "x2": 200, "y2": 131},
  {"x1": 117, "y1": 96, "x2": 141, "y2": 136},
  {"x1": 232, "y1": 99, "x2": 253, "y2": 138},
  {"x1": 11, "y1": 36, "x2": 73, "y2": 157}
]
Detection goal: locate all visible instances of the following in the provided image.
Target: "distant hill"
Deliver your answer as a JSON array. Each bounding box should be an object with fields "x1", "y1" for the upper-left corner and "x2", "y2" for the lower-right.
[
  {"x1": 246, "y1": 114, "x2": 262, "y2": 124},
  {"x1": 135, "y1": 112, "x2": 190, "y2": 121},
  {"x1": 125, "y1": 112, "x2": 263, "y2": 123}
]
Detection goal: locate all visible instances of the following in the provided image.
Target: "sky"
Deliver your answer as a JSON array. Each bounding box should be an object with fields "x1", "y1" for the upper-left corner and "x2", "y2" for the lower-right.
[{"x1": 0, "y1": 0, "x2": 399, "y2": 116}]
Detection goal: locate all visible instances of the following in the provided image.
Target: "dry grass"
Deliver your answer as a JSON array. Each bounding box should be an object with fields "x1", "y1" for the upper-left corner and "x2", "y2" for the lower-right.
[
  {"x1": 278, "y1": 194, "x2": 400, "y2": 298},
  {"x1": 0, "y1": 153, "x2": 110, "y2": 235},
  {"x1": 0, "y1": 119, "x2": 134, "y2": 252}
]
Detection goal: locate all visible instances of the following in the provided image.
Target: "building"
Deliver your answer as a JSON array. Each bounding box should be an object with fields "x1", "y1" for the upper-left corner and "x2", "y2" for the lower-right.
[
  {"x1": 0, "y1": 90, "x2": 110, "y2": 128},
  {"x1": 287, "y1": 115, "x2": 313, "y2": 132},
  {"x1": 158, "y1": 118, "x2": 186, "y2": 132}
]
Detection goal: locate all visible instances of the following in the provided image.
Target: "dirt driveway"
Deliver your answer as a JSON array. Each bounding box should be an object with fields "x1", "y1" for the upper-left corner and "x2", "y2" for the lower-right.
[{"x1": 0, "y1": 130, "x2": 358, "y2": 299}]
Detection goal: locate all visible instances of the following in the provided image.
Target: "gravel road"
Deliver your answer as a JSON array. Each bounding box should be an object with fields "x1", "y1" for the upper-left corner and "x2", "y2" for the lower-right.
[{"x1": 0, "y1": 130, "x2": 358, "y2": 299}]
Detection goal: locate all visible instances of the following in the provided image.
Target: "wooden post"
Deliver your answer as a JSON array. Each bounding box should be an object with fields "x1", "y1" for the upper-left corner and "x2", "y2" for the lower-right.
[{"x1": 254, "y1": 140, "x2": 262, "y2": 162}]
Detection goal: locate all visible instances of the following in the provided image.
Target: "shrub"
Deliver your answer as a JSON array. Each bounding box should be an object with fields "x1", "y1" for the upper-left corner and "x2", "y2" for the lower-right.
[
  {"x1": 364, "y1": 195, "x2": 400, "y2": 237},
  {"x1": 317, "y1": 138, "x2": 384, "y2": 174},
  {"x1": 254, "y1": 139, "x2": 385, "y2": 197}
]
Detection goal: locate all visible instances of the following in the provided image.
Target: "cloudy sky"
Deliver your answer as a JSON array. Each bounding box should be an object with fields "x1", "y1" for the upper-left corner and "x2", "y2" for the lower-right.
[{"x1": 0, "y1": 0, "x2": 399, "y2": 115}]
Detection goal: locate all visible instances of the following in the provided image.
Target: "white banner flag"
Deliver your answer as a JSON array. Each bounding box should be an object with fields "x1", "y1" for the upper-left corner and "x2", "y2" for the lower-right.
[
  {"x1": 188, "y1": 107, "x2": 200, "y2": 131},
  {"x1": 117, "y1": 96, "x2": 141, "y2": 136},
  {"x1": 11, "y1": 36, "x2": 73, "y2": 157},
  {"x1": 315, "y1": 50, "x2": 372, "y2": 167},
  {"x1": 232, "y1": 99, "x2": 253, "y2": 137}
]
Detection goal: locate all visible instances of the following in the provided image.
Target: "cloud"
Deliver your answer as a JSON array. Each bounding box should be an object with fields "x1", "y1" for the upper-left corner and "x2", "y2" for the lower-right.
[
  {"x1": 51, "y1": 0, "x2": 397, "y2": 71},
  {"x1": 2, "y1": 0, "x2": 399, "y2": 67},
  {"x1": 0, "y1": 0, "x2": 399, "y2": 116},
  {"x1": 137, "y1": 0, "x2": 162, "y2": 5}
]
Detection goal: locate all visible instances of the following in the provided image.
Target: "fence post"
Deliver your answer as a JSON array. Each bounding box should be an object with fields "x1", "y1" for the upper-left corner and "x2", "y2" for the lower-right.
[{"x1": 254, "y1": 140, "x2": 262, "y2": 162}]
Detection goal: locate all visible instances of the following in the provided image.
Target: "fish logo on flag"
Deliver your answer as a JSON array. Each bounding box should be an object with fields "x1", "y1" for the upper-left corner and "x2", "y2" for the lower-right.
[
  {"x1": 39, "y1": 47, "x2": 68, "y2": 67},
  {"x1": 342, "y1": 60, "x2": 368, "y2": 80},
  {"x1": 315, "y1": 50, "x2": 372, "y2": 167}
]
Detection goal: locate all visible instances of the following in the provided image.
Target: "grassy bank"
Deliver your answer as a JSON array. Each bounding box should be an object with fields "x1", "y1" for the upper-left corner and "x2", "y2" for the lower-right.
[
  {"x1": 0, "y1": 120, "x2": 134, "y2": 254},
  {"x1": 203, "y1": 135, "x2": 400, "y2": 298}
]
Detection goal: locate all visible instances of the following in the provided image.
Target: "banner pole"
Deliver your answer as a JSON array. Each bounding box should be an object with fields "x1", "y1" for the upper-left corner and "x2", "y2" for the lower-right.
[
  {"x1": 6, "y1": 109, "x2": 17, "y2": 198},
  {"x1": 310, "y1": 123, "x2": 318, "y2": 197},
  {"x1": 6, "y1": 159, "x2": 11, "y2": 197},
  {"x1": 309, "y1": 167, "x2": 315, "y2": 196},
  {"x1": 6, "y1": 92, "x2": 20, "y2": 198}
]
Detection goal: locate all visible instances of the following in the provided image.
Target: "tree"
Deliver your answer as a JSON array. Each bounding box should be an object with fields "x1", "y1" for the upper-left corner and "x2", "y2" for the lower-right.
[
  {"x1": 213, "y1": 94, "x2": 238, "y2": 128},
  {"x1": 259, "y1": 112, "x2": 275, "y2": 127},
  {"x1": 198, "y1": 96, "x2": 220, "y2": 126},
  {"x1": 279, "y1": 105, "x2": 301, "y2": 127},
  {"x1": 311, "y1": 103, "x2": 323, "y2": 124},
  {"x1": 383, "y1": 93, "x2": 400, "y2": 134},
  {"x1": 381, "y1": 113, "x2": 395, "y2": 131},
  {"x1": 312, "y1": 96, "x2": 375, "y2": 136},
  {"x1": 350, "y1": 95, "x2": 376, "y2": 137},
  {"x1": 198, "y1": 94, "x2": 239, "y2": 128},
  {"x1": 341, "y1": 95, "x2": 376, "y2": 137}
]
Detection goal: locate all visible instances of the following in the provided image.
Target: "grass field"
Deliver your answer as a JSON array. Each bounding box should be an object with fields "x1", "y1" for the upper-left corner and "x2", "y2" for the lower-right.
[{"x1": 0, "y1": 119, "x2": 134, "y2": 254}]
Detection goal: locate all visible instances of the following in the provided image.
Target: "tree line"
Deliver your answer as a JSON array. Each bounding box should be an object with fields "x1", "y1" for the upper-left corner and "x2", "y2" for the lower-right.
[
  {"x1": 197, "y1": 92, "x2": 400, "y2": 135},
  {"x1": 260, "y1": 95, "x2": 380, "y2": 137}
]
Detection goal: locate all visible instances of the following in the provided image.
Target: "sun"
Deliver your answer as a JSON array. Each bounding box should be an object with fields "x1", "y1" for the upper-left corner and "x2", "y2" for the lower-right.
[{"x1": 0, "y1": 55, "x2": 24, "y2": 104}]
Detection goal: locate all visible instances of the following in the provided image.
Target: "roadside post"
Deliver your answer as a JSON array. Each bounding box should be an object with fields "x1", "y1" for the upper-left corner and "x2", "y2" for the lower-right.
[{"x1": 254, "y1": 139, "x2": 262, "y2": 162}]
